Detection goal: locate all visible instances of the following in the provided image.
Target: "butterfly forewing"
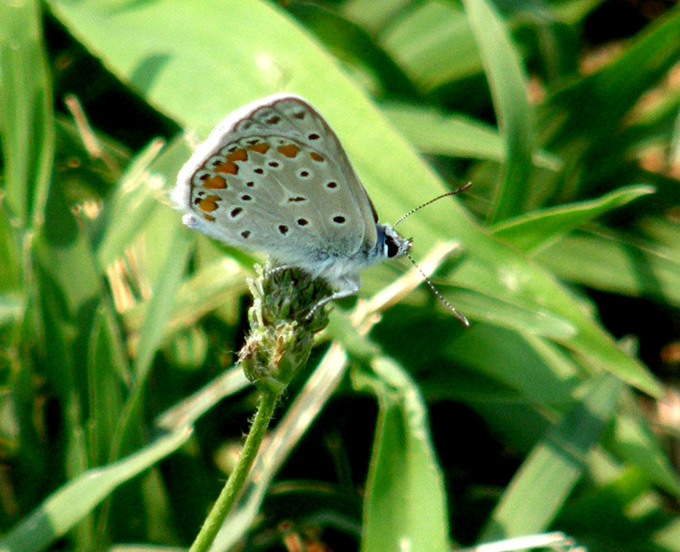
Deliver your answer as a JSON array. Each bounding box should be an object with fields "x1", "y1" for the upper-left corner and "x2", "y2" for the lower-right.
[{"x1": 177, "y1": 95, "x2": 378, "y2": 270}]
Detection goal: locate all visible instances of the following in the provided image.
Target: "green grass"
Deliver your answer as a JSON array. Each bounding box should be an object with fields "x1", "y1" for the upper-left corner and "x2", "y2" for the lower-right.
[{"x1": 2, "y1": 0, "x2": 680, "y2": 550}]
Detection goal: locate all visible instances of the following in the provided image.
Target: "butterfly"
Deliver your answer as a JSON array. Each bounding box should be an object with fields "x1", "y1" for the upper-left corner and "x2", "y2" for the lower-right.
[{"x1": 172, "y1": 94, "x2": 413, "y2": 315}]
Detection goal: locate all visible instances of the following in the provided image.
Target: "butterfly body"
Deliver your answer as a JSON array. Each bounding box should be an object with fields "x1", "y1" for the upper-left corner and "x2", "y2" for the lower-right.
[{"x1": 173, "y1": 94, "x2": 411, "y2": 307}]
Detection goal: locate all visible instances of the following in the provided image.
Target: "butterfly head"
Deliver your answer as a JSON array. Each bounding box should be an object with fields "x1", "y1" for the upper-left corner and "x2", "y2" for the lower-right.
[{"x1": 378, "y1": 224, "x2": 412, "y2": 261}]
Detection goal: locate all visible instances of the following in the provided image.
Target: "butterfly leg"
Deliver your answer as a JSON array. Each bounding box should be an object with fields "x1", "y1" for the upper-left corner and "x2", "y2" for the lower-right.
[{"x1": 305, "y1": 275, "x2": 360, "y2": 320}]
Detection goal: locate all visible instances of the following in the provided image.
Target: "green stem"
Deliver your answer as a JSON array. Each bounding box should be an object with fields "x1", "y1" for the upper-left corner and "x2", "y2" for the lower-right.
[{"x1": 189, "y1": 388, "x2": 279, "y2": 552}]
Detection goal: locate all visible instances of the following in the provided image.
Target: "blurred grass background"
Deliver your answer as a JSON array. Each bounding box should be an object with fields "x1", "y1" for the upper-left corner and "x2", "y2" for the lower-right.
[{"x1": 2, "y1": 0, "x2": 680, "y2": 550}]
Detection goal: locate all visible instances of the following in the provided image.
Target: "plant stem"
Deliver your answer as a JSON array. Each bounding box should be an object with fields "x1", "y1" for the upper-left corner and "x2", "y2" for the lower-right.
[{"x1": 189, "y1": 388, "x2": 279, "y2": 552}]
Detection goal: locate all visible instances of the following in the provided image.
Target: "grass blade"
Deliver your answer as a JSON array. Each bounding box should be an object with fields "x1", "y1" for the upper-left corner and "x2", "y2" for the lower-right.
[
  {"x1": 0, "y1": 0, "x2": 53, "y2": 229},
  {"x1": 462, "y1": 0, "x2": 535, "y2": 223},
  {"x1": 480, "y1": 375, "x2": 623, "y2": 540}
]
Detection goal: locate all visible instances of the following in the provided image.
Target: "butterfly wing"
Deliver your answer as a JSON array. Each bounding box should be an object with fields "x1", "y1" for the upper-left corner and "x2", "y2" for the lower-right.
[
  {"x1": 173, "y1": 94, "x2": 378, "y2": 275},
  {"x1": 235, "y1": 95, "x2": 379, "y2": 244}
]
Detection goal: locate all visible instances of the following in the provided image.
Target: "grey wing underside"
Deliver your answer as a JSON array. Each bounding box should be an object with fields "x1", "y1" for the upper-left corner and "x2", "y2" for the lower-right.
[
  {"x1": 217, "y1": 94, "x2": 378, "y2": 236},
  {"x1": 174, "y1": 95, "x2": 379, "y2": 275}
]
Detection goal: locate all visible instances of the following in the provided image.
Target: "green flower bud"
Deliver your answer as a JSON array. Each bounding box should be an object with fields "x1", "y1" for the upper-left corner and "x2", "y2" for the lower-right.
[{"x1": 238, "y1": 265, "x2": 333, "y2": 391}]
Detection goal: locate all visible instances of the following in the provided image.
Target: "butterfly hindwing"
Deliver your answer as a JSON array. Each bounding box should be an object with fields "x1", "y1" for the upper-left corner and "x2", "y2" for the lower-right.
[{"x1": 175, "y1": 95, "x2": 378, "y2": 272}]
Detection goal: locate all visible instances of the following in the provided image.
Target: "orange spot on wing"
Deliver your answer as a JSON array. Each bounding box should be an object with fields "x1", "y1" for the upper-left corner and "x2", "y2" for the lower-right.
[
  {"x1": 227, "y1": 148, "x2": 247, "y2": 162},
  {"x1": 247, "y1": 143, "x2": 270, "y2": 154},
  {"x1": 203, "y1": 175, "x2": 227, "y2": 189},
  {"x1": 198, "y1": 195, "x2": 220, "y2": 212},
  {"x1": 309, "y1": 152, "x2": 324, "y2": 162},
  {"x1": 278, "y1": 144, "x2": 300, "y2": 158},
  {"x1": 203, "y1": 214, "x2": 215, "y2": 222},
  {"x1": 214, "y1": 160, "x2": 238, "y2": 174}
]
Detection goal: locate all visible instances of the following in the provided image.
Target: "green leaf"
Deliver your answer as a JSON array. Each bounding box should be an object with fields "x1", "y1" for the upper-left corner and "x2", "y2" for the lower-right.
[
  {"x1": 109, "y1": 222, "x2": 192, "y2": 459},
  {"x1": 0, "y1": 0, "x2": 53, "y2": 230},
  {"x1": 463, "y1": 0, "x2": 535, "y2": 223},
  {"x1": 554, "y1": 464, "x2": 663, "y2": 549},
  {"x1": 286, "y1": 3, "x2": 417, "y2": 98},
  {"x1": 94, "y1": 139, "x2": 166, "y2": 269},
  {"x1": 0, "y1": 201, "x2": 23, "y2": 297},
  {"x1": 0, "y1": 427, "x2": 192, "y2": 552},
  {"x1": 382, "y1": 102, "x2": 560, "y2": 170},
  {"x1": 480, "y1": 374, "x2": 623, "y2": 540},
  {"x1": 86, "y1": 306, "x2": 130, "y2": 467},
  {"x1": 0, "y1": 293, "x2": 23, "y2": 327},
  {"x1": 31, "y1": 186, "x2": 103, "y2": 397},
  {"x1": 377, "y1": 1, "x2": 481, "y2": 91},
  {"x1": 438, "y1": 324, "x2": 582, "y2": 405},
  {"x1": 537, "y1": 229, "x2": 680, "y2": 308},
  {"x1": 543, "y1": 8, "x2": 680, "y2": 149},
  {"x1": 492, "y1": 185, "x2": 655, "y2": 254},
  {"x1": 354, "y1": 356, "x2": 449, "y2": 552},
  {"x1": 341, "y1": 0, "x2": 419, "y2": 35},
  {"x1": 609, "y1": 413, "x2": 680, "y2": 497}
]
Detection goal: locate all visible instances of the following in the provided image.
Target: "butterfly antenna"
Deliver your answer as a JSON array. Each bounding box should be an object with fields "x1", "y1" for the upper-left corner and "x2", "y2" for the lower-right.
[
  {"x1": 393, "y1": 182, "x2": 472, "y2": 228},
  {"x1": 406, "y1": 252, "x2": 470, "y2": 327}
]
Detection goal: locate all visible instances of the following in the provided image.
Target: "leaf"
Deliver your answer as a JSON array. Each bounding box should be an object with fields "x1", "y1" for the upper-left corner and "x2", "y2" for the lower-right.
[
  {"x1": 286, "y1": 3, "x2": 417, "y2": 98},
  {"x1": 543, "y1": 8, "x2": 680, "y2": 149},
  {"x1": 86, "y1": 306, "x2": 130, "y2": 466},
  {"x1": 480, "y1": 374, "x2": 623, "y2": 540},
  {"x1": 0, "y1": 427, "x2": 192, "y2": 552},
  {"x1": 492, "y1": 185, "x2": 655, "y2": 254},
  {"x1": 378, "y1": 1, "x2": 482, "y2": 90},
  {"x1": 0, "y1": 293, "x2": 23, "y2": 327},
  {"x1": 463, "y1": 0, "x2": 535, "y2": 223},
  {"x1": 536, "y1": 229, "x2": 680, "y2": 308},
  {"x1": 0, "y1": 0, "x2": 53, "y2": 230},
  {"x1": 609, "y1": 413, "x2": 680, "y2": 496},
  {"x1": 382, "y1": 102, "x2": 560, "y2": 170},
  {"x1": 94, "y1": 139, "x2": 165, "y2": 269},
  {"x1": 108, "y1": 222, "x2": 193, "y2": 459},
  {"x1": 354, "y1": 356, "x2": 449, "y2": 552}
]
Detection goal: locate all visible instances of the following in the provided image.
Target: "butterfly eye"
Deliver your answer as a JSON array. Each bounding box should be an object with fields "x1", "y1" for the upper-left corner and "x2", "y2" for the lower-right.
[{"x1": 384, "y1": 235, "x2": 401, "y2": 258}]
